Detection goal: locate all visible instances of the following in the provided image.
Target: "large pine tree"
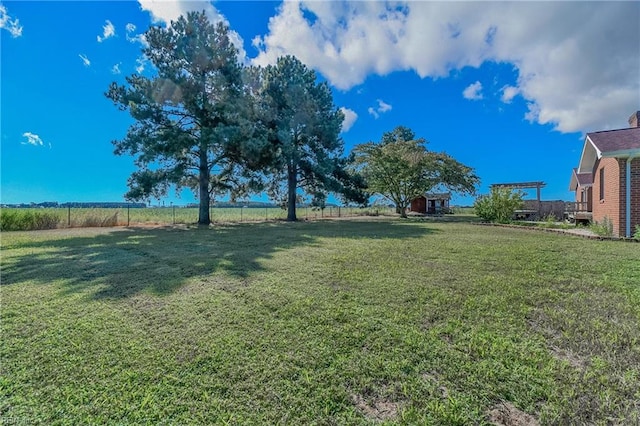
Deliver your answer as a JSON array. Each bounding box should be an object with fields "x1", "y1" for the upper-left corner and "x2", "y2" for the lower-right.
[
  {"x1": 254, "y1": 56, "x2": 345, "y2": 221},
  {"x1": 106, "y1": 12, "x2": 254, "y2": 225}
]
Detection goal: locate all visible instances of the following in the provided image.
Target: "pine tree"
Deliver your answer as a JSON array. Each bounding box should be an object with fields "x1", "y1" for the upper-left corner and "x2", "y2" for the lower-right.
[{"x1": 106, "y1": 12, "x2": 255, "y2": 225}]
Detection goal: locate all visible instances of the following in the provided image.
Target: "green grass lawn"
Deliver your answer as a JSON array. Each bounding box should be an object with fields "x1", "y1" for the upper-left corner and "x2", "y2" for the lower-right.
[{"x1": 1, "y1": 219, "x2": 639, "y2": 425}]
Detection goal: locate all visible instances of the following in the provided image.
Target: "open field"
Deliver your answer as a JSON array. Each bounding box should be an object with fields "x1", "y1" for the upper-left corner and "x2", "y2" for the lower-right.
[
  {"x1": 1, "y1": 219, "x2": 639, "y2": 424},
  {"x1": 0, "y1": 206, "x2": 396, "y2": 230}
]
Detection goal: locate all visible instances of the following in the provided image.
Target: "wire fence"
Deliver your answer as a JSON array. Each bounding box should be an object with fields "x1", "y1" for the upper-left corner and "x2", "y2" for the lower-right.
[{"x1": 0, "y1": 206, "x2": 397, "y2": 231}]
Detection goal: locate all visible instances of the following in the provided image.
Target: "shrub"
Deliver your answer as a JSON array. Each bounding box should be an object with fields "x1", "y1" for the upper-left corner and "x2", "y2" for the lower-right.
[
  {"x1": 538, "y1": 214, "x2": 558, "y2": 228},
  {"x1": 0, "y1": 209, "x2": 60, "y2": 231},
  {"x1": 79, "y1": 212, "x2": 119, "y2": 228},
  {"x1": 473, "y1": 188, "x2": 524, "y2": 223},
  {"x1": 634, "y1": 224, "x2": 640, "y2": 240},
  {"x1": 590, "y1": 216, "x2": 614, "y2": 237}
]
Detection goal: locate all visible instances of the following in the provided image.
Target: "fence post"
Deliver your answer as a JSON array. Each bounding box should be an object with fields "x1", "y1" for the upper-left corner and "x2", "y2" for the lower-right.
[
  {"x1": 172, "y1": 204, "x2": 175, "y2": 224},
  {"x1": 127, "y1": 204, "x2": 130, "y2": 227},
  {"x1": 240, "y1": 207, "x2": 243, "y2": 222},
  {"x1": 68, "y1": 206, "x2": 71, "y2": 227},
  {"x1": 266, "y1": 207, "x2": 268, "y2": 221}
]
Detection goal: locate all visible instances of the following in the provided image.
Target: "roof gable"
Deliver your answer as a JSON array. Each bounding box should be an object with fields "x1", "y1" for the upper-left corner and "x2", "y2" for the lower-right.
[
  {"x1": 569, "y1": 168, "x2": 593, "y2": 191},
  {"x1": 587, "y1": 127, "x2": 640, "y2": 155},
  {"x1": 578, "y1": 127, "x2": 640, "y2": 173}
]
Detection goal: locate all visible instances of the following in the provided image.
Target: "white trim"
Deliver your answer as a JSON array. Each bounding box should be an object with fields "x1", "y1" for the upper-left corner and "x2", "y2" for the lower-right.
[
  {"x1": 577, "y1": 136, "x2": 601, "y2": 174},
  {"x1": 586, "y1": 135, "x2": 603, "y2": 157},
  {"x1": 569, "y1": 172, "x2": 578, "y2": 191}
]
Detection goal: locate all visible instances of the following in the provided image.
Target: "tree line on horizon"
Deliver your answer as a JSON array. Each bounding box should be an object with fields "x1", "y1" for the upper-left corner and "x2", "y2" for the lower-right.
[{"x1": 106, "y1": 11, "x2": 478, "y2": 224}]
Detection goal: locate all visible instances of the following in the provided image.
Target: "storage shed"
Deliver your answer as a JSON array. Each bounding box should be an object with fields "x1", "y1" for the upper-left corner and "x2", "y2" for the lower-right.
[{"x1": 410, "y1": 193, "x2": 451, "y2": 214}]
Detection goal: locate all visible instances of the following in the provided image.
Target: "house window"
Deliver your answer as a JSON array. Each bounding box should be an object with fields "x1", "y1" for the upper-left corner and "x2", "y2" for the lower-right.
[{"x1": 599, "y1": 168, "x2": 605, "y2": 201}]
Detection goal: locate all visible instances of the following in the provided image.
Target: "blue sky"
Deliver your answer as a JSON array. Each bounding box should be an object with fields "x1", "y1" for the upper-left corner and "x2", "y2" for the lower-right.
[{"x1": 2, "y1": 1, "x2": 639, "y2": 206}]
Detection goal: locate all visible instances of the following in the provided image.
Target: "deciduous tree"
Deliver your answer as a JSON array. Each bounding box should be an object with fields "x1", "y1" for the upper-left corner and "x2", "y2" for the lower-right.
[{"x1": 353, "y1": 126, "x2": 479, "y2": 217}]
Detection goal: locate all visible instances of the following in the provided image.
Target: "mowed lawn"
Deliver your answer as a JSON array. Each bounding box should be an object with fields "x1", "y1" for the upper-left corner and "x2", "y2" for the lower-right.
[{"x1": 1, "y1": 219, "x2": 639, "y2": 425}]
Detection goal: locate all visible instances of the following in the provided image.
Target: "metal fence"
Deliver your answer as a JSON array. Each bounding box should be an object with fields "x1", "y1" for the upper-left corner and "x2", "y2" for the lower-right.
[{"x1": 2, "y1": 206, "x2": 396, "y2": 229}]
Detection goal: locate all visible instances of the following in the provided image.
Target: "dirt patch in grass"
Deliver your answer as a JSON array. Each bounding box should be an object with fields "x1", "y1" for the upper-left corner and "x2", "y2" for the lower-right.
[
  {"x1": 528, "y1": 309, "x2": 589, "y2": 370},
  {"x1": 548, "y1": 345, "x2": 588, "y2": 370},
  {"x1": 487, "y1": 402, "x2": 539, "y2": 426},
  {"x1": 350, "y1": 393, "x2": 400, "y2": 422},
  {"x1": 422, "y1": 372, "x2": 449, "y2": 398}
]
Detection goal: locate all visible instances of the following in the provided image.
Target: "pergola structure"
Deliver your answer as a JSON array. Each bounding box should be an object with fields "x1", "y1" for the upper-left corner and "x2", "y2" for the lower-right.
[{"x1": 490, "y1": 181, "x2": 546, "y2": 216}]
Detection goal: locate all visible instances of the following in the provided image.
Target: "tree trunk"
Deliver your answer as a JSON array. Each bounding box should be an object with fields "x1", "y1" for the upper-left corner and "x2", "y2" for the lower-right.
[
  {"x1": 287, "y1": 161, "x2": 297, "y2": 221},
  {"x1": 399, "y1": 205, "x2": 407, "y2": 218},
  {"x1": 198, "y1": 148, "x2": 211, "y2": 225}
]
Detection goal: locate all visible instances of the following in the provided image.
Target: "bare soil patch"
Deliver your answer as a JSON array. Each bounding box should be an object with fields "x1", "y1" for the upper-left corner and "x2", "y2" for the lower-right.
[
  {"x1": 351, "y1": 393, "x2": 400, "y2": 422},
  {"x1": 487, "y1": 402, "x2": 539, "y2": 426},
  {"x1": 422, "y1": 371, "x2": 449, "y2": 398},
  {"x1": 548, "y1": 345, "x2": 588, "y2": 370}
]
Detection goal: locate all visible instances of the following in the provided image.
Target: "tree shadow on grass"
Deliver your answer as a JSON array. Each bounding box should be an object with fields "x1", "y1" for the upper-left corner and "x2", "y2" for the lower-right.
[{"x1": 1, "y1": 219, "x2": 436, "y2": 300}]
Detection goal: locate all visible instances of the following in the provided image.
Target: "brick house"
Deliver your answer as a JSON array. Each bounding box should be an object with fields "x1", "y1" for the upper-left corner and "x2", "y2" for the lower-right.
[{"x1": 569, "y1": 111, "x2": 640, "y2": 237}]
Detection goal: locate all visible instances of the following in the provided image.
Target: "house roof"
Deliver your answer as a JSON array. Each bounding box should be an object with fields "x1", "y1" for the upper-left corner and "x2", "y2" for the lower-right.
[
  {"x1": 577, "y1": 127, "x2": 640, "y2": 174},
  {"x1": 587, "y1": 127, "x2": 640, "y2": 156},
  {"x1": 569, "y1": 168, "x2": 593, "y2": 191}
]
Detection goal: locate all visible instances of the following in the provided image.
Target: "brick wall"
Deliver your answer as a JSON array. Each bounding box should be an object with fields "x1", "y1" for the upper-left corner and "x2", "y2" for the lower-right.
[
  {"x1": 620, "y1": 157, "x2": 640, "y2": 237},
  {"x1": 633, "y1": 159, "x2": 640, "y2": 235},
  {"x1": 592, "y1": 158, "x2": 621, "y2": 236}
]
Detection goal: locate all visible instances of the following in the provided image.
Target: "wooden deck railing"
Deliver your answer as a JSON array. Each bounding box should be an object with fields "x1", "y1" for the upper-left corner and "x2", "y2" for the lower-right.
[{"x1": 564, "y1": 202, "x2": 590, "y2": 213}]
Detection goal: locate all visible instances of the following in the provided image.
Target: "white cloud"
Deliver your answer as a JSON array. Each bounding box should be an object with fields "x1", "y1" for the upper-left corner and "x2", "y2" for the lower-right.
[
  {"x1": 501, "y1": 85, "x2": 519, "y2": 104},
  {"x1": 0, "y1": 4, "x2": 23, "y2": 37},
  {"x1": 137, "y1": 0, "x2": 246, "y2": 62},
  {"x1": 97, "y1": 19, "x2": 115, "y2": 42},
  {"x1": 135, "y1": 56, "x2": 148, "y2": 74},
  {"x1": 252, "y1": 1, "x2": 640, "y2": 133},
  {"x1": 368, "y1": 99, "x2": 392, "y2": 119},
  {"x1": 126, "y1": 22, "x2": 148, "y2": 47},
  {"x1": 112, "y1": 63, "x2": 122, "y2": 74},
  {"x1": 79, "y1": 54, "x2": 91, "y2": 67},
  {"x1": 340, "y1": 107, "x2": 357, "y2": 132},
  {"x1": 377, "y1": 99, "x2": 392, "y2": 113},
  {"x1": 463, "y1": 81, "x2": 483, "y2": 100},
  {"x1": 22, "y1": 132, "x2": 49, "y2": 148},
  {"x1": 138, "y1": 0, "x2": 223, "y2": 25}
]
